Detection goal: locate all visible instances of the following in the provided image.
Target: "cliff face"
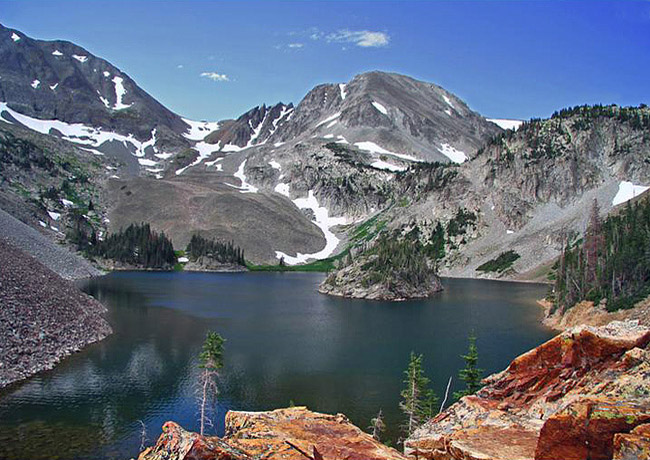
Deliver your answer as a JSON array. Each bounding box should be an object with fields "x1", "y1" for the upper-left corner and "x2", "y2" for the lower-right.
[
  {"x1": 137, "y1": 407, "x2": 406, "y2": 460},
  {"x1": 404, "y1": 320, "x2": 650, "y2": 460}
]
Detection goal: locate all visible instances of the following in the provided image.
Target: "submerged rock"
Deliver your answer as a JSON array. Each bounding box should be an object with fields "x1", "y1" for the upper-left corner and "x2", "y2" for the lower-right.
[
  {"x1": 404, "y1": 320, "x2": 650, "y2": 460},
  {"x1": 138, "y1": 407, "x2": 406, "y2": 460}
]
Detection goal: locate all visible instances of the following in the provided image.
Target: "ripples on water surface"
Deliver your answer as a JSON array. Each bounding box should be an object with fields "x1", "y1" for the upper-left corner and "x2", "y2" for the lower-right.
[{"x1": 0, "y1": 272, "x2": 553, "y2": 459}]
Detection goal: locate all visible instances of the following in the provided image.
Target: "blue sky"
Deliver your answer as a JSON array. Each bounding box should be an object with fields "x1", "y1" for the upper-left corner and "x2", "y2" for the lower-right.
[{"x1": 3, "y1": 1, "x2": 649, "y2": 121}]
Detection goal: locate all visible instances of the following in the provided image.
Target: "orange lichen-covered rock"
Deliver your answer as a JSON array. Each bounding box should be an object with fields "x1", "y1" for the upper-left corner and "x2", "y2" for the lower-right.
[
  {"x1": 224, "y1": 407, "x2": 407, "y2": 460},
  {"x1": 535, "y1": 398, "x2": 650, "y2": 460},
  {"x1": 405, "y1": 320, "x2": 650, "y2": 460},
  {"x1": 613, "y1": 423, "x2": 650, "y2": 460},
  {"x1": 136, "y1": 421, "x2": 251, "y2": 460},
  {"x1": 137, "y1": 408, "x2": 406, "y2": 460}
]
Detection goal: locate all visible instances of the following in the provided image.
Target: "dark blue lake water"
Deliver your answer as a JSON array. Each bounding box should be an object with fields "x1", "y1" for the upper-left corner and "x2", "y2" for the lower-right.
[{"x1": 0, "y1": 272, "x2": 553, "y2": 459}]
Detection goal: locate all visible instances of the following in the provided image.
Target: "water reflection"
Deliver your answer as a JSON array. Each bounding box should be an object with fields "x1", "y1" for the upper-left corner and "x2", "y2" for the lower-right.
[{"x1": 0, "y1": 272, "x2": 553, "y2": 459}]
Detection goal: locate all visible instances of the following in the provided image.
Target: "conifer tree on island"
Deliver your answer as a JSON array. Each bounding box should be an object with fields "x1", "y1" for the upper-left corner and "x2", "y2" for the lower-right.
[
  {"x1": 400, "y1": 352, "x2": 438, "y2": 438},
  {"x1": 198, "y1": 331, "x2": 225, "y2": 436},
  {"x1": 454, "y1": 333, "x2": 483, "y2": 400}
]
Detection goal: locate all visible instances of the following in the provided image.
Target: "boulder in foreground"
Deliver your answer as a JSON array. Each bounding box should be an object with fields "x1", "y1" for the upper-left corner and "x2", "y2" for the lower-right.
[
  {"x1": 137, "y1": 407, "x2": 406, "y2": 460},
  {"x1": 405, "y1": 320, "x2": 650, "y2": 460}
]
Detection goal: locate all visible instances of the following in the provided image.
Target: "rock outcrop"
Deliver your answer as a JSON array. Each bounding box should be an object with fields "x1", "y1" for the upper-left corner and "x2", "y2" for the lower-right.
[
  {"x1": 405, "y1": 320, "x2": 650, "y2": 460},
  {"x1": 613, "y1": 423, "x2": 650, "y2": 459},
  {"x1": 541, "y1": 295, "x2": 650, "y2": 331},
  {"x1": 0, "y1": 238, "x2": 111, "y2": 388},
  {"x1": 138, "y1": 407, "x2": 406, "y2": 460}
]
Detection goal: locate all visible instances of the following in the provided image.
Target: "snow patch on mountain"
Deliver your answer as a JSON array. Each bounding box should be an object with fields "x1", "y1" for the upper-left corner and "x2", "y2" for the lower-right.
[
  {"x1": 0, "y1": 102, "x2": 169, "y2": 168},
  {"x1": 372, "y1": 101, "x2": 388, "y2": 115},
  {"x1": 339, "y1": 83, "x2": 347, "y2": 100},
  {"x1": 52, "y1": 49, "x2": 63, "y2": 56},
  {"x1": 11, "y1": 33, "x2": 20, "y2": 42},
  {"x1": 438, "y1": 143, "x2": 467, "y2": 163},
  {"x1": 268, "y1": 160, "x2": 281, "y2": 170},
  {"x1": 354, "y1": 141, "x2": 419, "y2": 162},
  {"x1": 226, "y1": 159, "x2": 258, "y2": 193},
  {"x1": 371, "y1": 159, "x2": 406, "y2": 172},
  {"x1": 487, "y1": 118, "x2": 524, "y2": 131},
  {"x1": 72, "y1": 54, "x2": 88, "y2": 63},
  {"x1": 315, "y1": 112, "x2": 341, "y2": 128},
  {"x1": 181, "y1": 117, "x2": 220, "y2": 141},
  {"x1": 612, "y1": 181, "x2": 649, "y2": 206},
  {"x1": 268, "y1": 106, "x2": 293, "y2": 137},
  {"x1": 274, "y1": 183, "x2": 290, "y2": 197},
  {"x1": 31, "y1": 80, "x2": 40, "y2": 89},
  {"x1": 443, "y1": 95, "x2": 455, "y2": 108},
  {"x1": 112, "y1": 76, "x2": 132, "y2": 110},
  {"x1": 175, "y1": 140, "x2": 221, "y2": 175},
  {"x1": 50, "y1": 83, "x2": 58, "y2": 91},
  {"x1": 275, "y1": 190, "x2": 346, "y2": 264},
  {"x1": 222, "y1": 143, "x2": 243, "y2": 153}
]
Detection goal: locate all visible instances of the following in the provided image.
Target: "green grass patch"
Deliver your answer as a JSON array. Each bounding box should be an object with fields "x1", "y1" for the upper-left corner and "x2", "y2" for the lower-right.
[{"x1": 476, "y1": 250, "x2": 521, "y2": 274}]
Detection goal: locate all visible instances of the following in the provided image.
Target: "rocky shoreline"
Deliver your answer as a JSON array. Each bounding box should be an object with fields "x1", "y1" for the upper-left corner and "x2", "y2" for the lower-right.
[
  {"x1": 404, "y1": 320, "x2": 650, "y2": 460},
  {"x1": 0, "y1": 239, "x2": 112, "y2": 388},
  {"x1": 134, "y1": 321, "x2": 650, "y2": 460}
]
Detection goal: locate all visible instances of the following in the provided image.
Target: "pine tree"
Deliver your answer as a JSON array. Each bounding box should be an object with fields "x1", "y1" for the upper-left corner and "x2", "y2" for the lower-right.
[
  {"x1": 400, "y1": 352, "x2": 438, "y2": 437},
  {"x1": 198, "y1": 331, "x2": 225, "y2": 436},
  {"x1": 368, "y1": 409, "x2": 386, "y2": 442},
  {"x1": 454, "y1": 333, "x2": 483, "y2": 400}
]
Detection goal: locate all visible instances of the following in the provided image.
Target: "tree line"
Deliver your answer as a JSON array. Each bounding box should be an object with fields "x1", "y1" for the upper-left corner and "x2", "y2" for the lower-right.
[
  {"x1": 186, "y1": 234, "x2": 246, "y2": 266},
  {"x1": 88, "y1": 222, "x2": 176, "y2": 269},
  {"x1": 553, "y1": 197, "x2": 650, "y2": 312}
]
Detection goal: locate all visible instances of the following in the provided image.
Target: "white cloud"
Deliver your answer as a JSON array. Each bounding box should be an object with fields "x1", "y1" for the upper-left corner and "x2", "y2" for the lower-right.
[
  {"x1": 177, "y1": 64, "x2": 184, "y2": 69},
  {"x1": 326, "y1": 30, "x2": 390, "y2": 47},
  {"x1": 200, "y1": 72, "x2": 229, "y2": 82},
  {"x1": 288, "y1": 43, "x2": 304, "y2": 48}
]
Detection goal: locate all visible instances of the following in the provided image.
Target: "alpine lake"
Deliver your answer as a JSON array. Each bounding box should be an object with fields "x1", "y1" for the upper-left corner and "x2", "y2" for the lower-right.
[{"x1": 0, "y1": 272, "x2": 553, "y2": 459}]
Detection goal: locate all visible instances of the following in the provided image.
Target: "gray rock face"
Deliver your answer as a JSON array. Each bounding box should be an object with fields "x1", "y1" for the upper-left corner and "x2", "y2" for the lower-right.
[
  {"x1": 265, "y1": 71, "x2": 502, "y2": 163},
  {"x1": 0, "y1": 24, "x2": 188, "y2": 141},
  {"x1": 205, "y1": 103, "x2": 293, "y2": 148}
]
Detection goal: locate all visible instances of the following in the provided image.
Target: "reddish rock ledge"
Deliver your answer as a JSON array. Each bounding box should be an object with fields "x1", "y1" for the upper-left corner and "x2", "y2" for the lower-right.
[
  {"x1": 404, "y1": 320, "x2": 650, "y2": 460},
  {"x1": 137, "y1": 407, "x2": 406, "y2": 460}
]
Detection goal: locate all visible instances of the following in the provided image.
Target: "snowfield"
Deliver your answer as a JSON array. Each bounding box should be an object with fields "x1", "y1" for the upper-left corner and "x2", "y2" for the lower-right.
[
  {"x1": 274, "y1": 190, "x2": 347, "y2": 264},
  {"x1": 487, "y1": 118, "x2": 524, "y2": 131},
  {"x1": 181, "y1": 118, "x2": 220, "y2": 141},
  {"x1": 274, "y1": 183, "x2": 290, "y2": 197},
  {"x1": 371, "y1": 159, "x2": 406, "y2": 172},
  {"x1": 11, "y1": 33, "x2": 20, "y2": 42},
  {"x1": 438, "y1": 143, "x2": 467, "y2": 164},
  {"x1": 0, "y1": 102, "x2": 170, "y2": 167},
  {"x1": 112, "y1": 76, "x2": 132, "y2": 110},
  {"x1": 72, "y1": 54, "x2": 88, "y2": 63},
  {"x1": 612, "y1": 181, "x2": 649, "y2": 206},
  {"x1": 443, "y1": 95, "x2": 455, "y2": 108},
  {"x1": 175, "y1": 140, "x2": 221, "y2": 175},
  {"x1": 354, "y1": 141, "x2": 420, "y2": 162},
  {"x1": 226, "y1": 160, "x2": 258, "y2": 193},
  {"x1": 315, "y1": 112, "x2": 341, "y2": 128},
  {"x1": 339, "y1": 83, "x2": 347, "y2": 100},
  {"x1": 372, "y1": 101, "x2": 388, "y2": 115}
]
